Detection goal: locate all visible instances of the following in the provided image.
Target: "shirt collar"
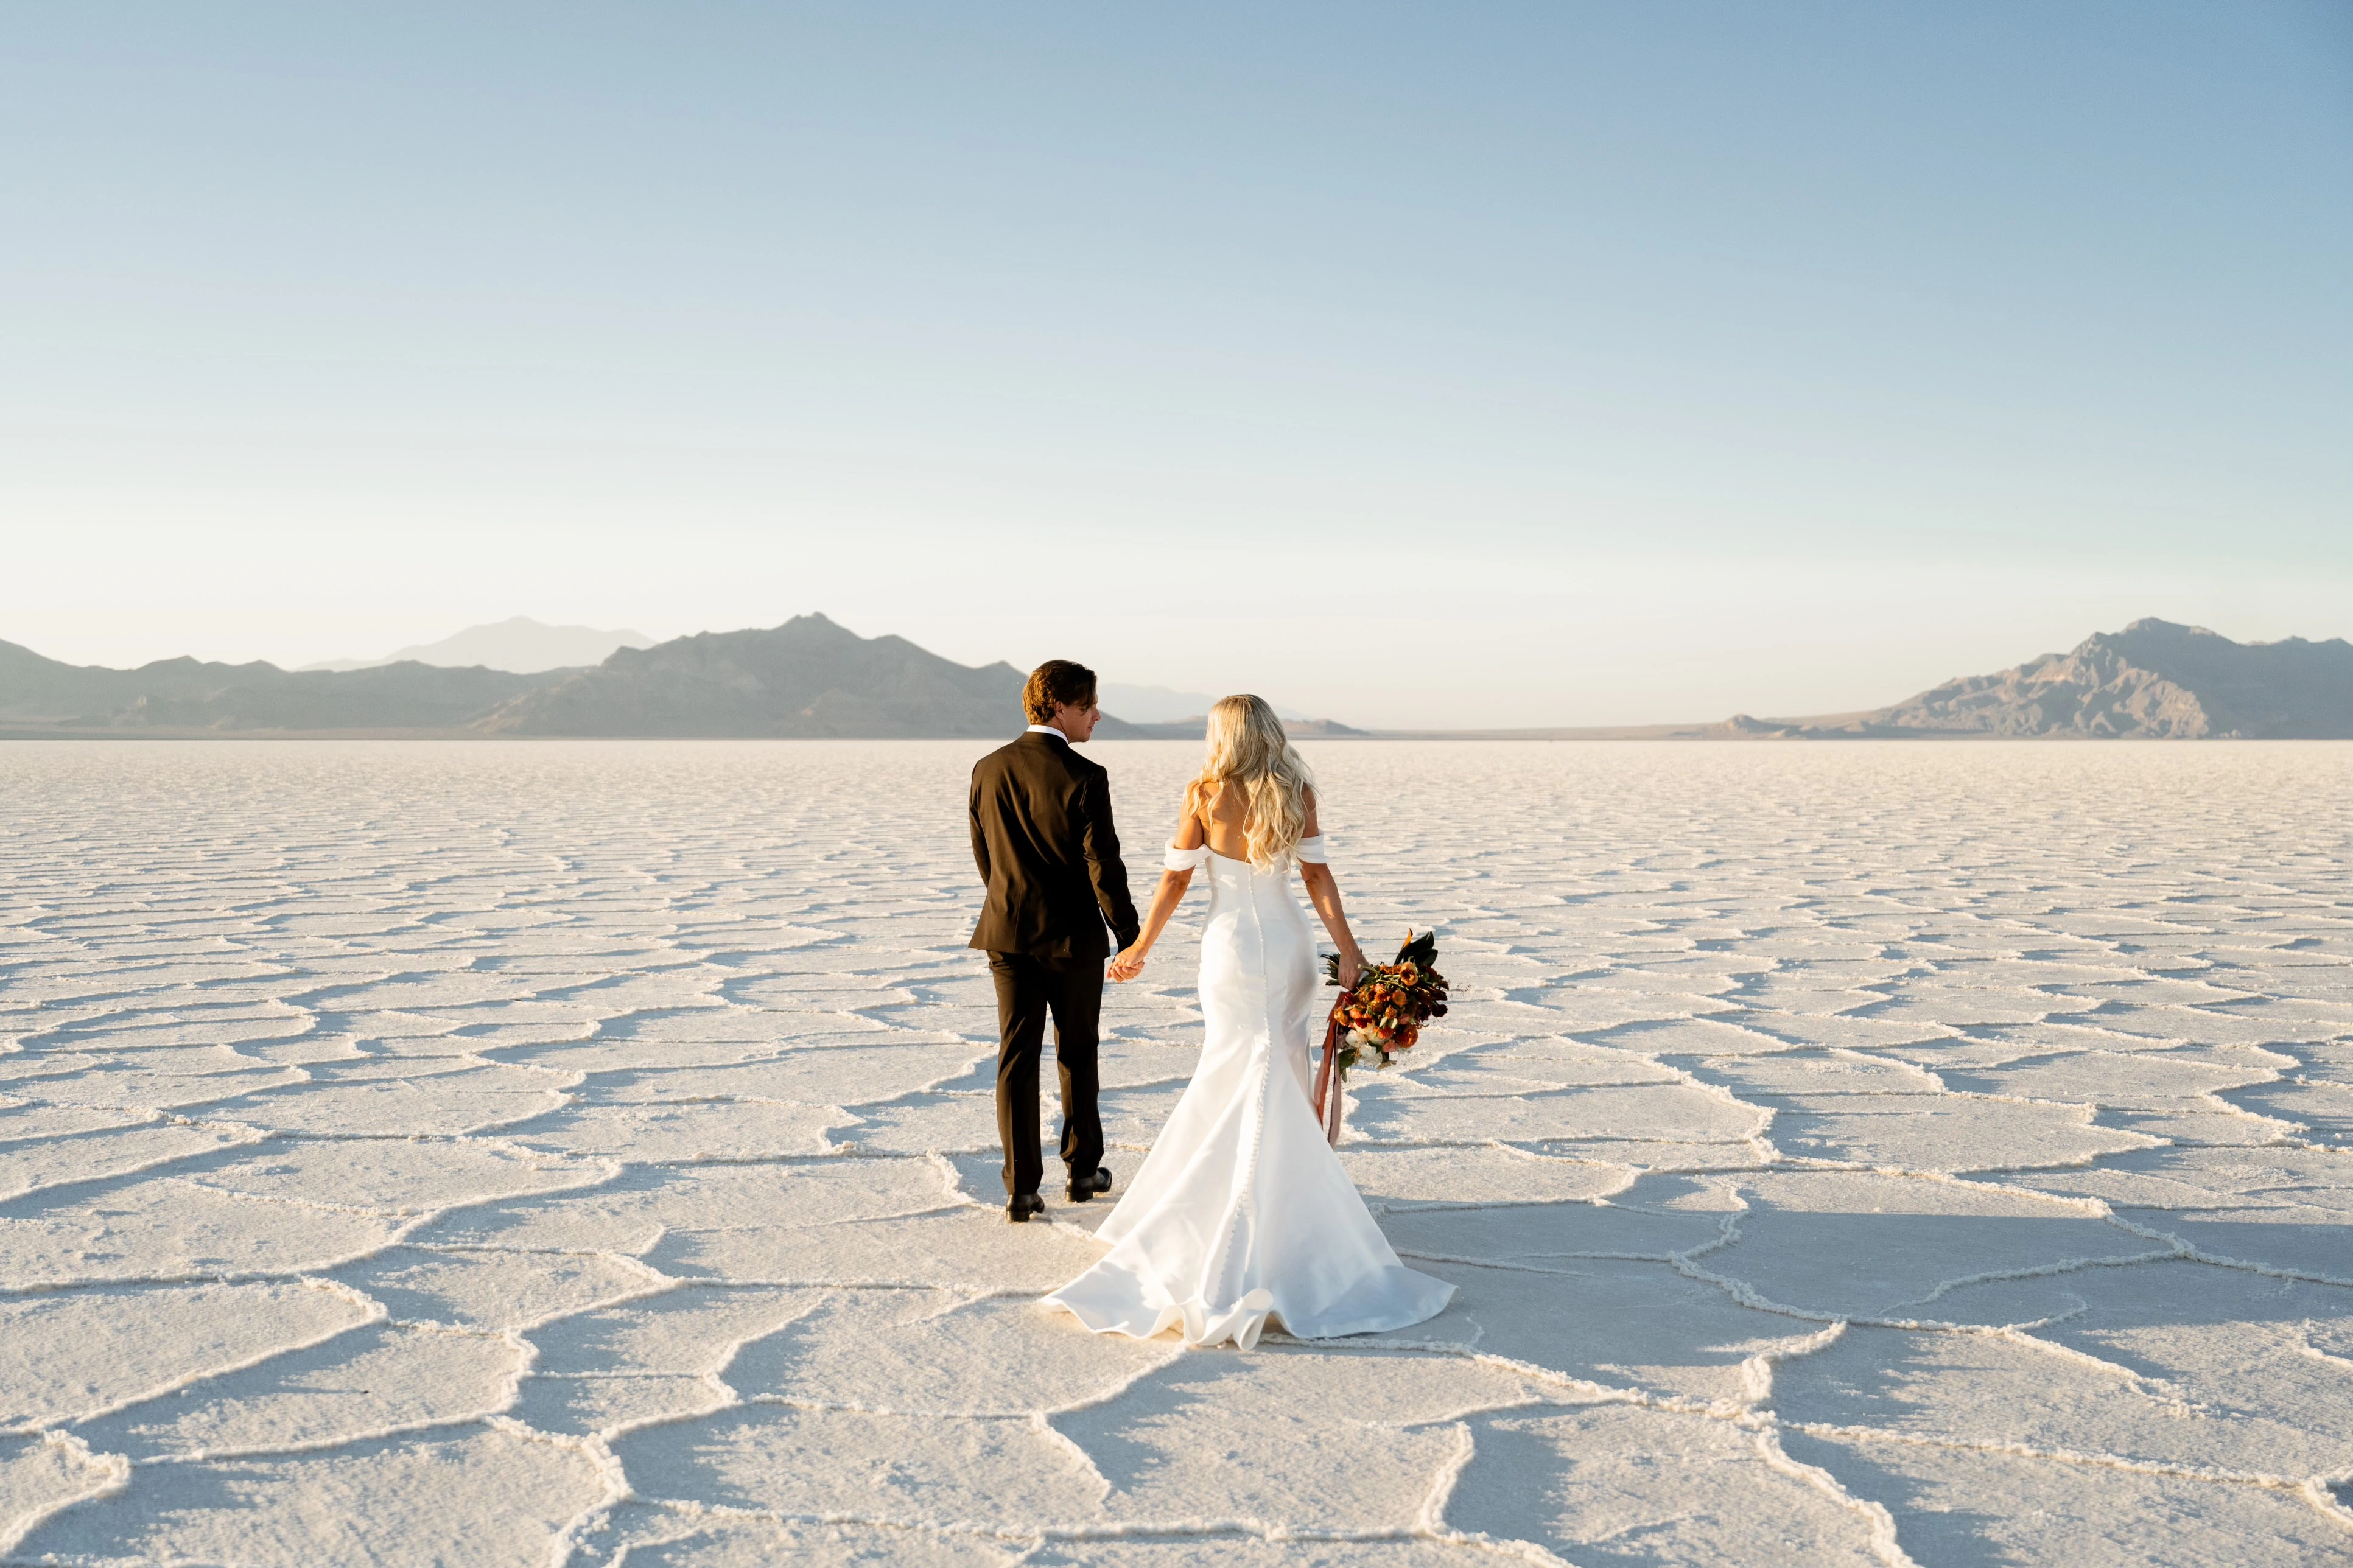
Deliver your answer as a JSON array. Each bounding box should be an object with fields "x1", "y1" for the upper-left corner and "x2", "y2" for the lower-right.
[{"x1": 1025, "y1": 724, "x2": 1067, "y2": 742}]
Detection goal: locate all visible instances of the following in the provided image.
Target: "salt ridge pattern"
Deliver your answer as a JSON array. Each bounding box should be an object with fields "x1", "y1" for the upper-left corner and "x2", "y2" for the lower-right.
[{"x1": 1, "y1": 739, "x2": 2348, "y2": 1566}]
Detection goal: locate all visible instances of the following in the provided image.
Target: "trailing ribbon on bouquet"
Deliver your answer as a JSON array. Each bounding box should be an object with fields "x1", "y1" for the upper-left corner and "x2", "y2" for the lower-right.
[{"x1": 1311, "y1": 1010, "x2": 1345, "y2": 1147}]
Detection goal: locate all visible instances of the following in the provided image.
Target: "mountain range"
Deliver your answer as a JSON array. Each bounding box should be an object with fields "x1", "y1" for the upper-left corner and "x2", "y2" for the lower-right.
[
  {"x1": 1716, "y1": 620, "x2": 2353, "y2": 740},
  {"x1": 0, "y1": 639, "x2": 548, "y2": 733},
  {"x1": 1, "y1": 615, "x2": 2345, "y2": 739},
  {"x1": 475, "y1": 615, "x2": 1126, "y2": 738},
  {"x1": 296, "y1": 621, "x2": 1307, "y2": 723},
  {"x1": 0, "y1": 615, "x2": 1085, "y2": 738},
  {"x1": 0, "y1": 615, "x2": 1321, "y2": 740}
]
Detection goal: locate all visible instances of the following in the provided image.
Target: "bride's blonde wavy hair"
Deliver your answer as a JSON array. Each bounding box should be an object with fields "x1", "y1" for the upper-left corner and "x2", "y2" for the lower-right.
[{"x1": 1190, "y1": 695, "x2": 1313, "y2": 871}]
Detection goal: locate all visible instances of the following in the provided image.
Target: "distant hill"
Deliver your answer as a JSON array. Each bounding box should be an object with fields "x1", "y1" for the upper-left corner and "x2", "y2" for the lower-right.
[
  {"x1": 472, "y1": 613, "x2": 1152, "y2": 738},
  {"x1": 300, "y1": 617, "x2": 654, "y2": 674},
  {"x1": 1724, "y1": 620, "x2": 2353, "y2": 740},
  {"x1": 1097, "y1": 682, "x2": 1314, "y2": 724},
  {"x1": 0, "y1": 639, "x2": 545, "y2": 732}
]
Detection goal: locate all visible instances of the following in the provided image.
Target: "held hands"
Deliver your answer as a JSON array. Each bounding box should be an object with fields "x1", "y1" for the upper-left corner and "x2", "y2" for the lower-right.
[{"x1": 1109, "y1": 944, "x2": 1148, "y2": 983}]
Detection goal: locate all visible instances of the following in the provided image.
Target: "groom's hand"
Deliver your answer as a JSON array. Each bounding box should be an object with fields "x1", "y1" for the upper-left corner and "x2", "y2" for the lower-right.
[{"x1": 1109, "y1": 945, "x2": 1146, "y2": 982}]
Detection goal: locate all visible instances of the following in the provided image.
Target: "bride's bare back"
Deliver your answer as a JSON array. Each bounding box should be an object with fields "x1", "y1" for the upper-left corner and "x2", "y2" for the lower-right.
[
  {"x1": 1112, "y1": 780, "x2": 1363, "y2": 989},
  {"x1": 1173, "y1": 778, "x2": 1322, "y2": 862}
]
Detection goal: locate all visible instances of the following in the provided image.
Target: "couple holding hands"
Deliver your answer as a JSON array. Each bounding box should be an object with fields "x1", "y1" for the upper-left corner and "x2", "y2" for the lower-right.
[{"x1": 969, "y1": 660, "x2": 1449, "y2": 1351}]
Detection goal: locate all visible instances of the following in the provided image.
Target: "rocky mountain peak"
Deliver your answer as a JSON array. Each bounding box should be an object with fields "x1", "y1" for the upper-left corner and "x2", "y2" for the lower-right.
[{"x1": 1784, "y1": 619, "x2": 2353, "y2": 739}]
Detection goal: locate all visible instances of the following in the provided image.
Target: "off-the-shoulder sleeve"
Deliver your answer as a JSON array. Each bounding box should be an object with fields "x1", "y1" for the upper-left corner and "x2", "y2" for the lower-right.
[
  {"x1": 1163, "y1": 842, "x2": 1212, "y2": 871},
  {"x1": 1294, "y1": 834, "x2": 1328, "y2": 864}
]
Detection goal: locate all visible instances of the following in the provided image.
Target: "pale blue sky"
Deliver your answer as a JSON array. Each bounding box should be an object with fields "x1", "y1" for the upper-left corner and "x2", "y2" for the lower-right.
[{"x1": 3, "y1": 3, "x2": 2348, "y2": 725}]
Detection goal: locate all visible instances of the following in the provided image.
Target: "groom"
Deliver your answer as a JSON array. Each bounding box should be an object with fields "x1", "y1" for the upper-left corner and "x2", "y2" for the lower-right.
[{"x1": 969, "y1": 660, "x2": 1140, "y2": 1223}]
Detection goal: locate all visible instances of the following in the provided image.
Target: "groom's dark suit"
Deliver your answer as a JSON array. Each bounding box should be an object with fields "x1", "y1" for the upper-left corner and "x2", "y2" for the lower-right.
[{"x1": 969, "y1": 730, "x2": 1141, "y2": 1199}]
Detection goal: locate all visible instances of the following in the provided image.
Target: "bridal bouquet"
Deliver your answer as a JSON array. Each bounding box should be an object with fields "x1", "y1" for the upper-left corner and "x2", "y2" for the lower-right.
[{"x1": 1313, "y1": 931, "x2": 1448, "y2": 1144}]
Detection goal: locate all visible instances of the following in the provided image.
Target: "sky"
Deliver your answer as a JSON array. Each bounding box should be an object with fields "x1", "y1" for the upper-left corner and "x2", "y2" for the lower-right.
[{"x1": 3, "y1": 2, "x2": 2348, "y2": 727}]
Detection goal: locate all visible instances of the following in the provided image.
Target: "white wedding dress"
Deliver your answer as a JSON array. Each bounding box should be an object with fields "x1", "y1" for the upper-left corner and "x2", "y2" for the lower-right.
[{"x1": 1042, "y1": 835, "x2": 1454, "y2": 1349}]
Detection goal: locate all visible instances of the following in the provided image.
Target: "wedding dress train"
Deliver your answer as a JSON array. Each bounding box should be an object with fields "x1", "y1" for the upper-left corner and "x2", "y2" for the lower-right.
[{"x1": 1042, "y1": 836, "x2": 1453, "y2": 1349}]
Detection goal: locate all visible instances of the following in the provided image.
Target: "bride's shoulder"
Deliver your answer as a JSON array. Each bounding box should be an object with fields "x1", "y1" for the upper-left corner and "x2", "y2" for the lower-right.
[{"x1": 1173, "y1": 779, "x2": 1211, "y2": 849}]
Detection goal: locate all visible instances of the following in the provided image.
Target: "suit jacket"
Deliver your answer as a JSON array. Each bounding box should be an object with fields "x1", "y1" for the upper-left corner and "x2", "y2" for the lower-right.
[{"x1": 969, "y1": 731, "x2": 1141, "y2": 959}]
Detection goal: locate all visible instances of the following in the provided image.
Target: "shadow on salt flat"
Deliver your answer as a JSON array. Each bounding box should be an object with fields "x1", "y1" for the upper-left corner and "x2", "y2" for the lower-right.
[
  {"x1": 1778, "y1": 1427, "x2": 2348, "y2": 1568},
  {"x1": 1341, "y1": 1080, "x2": 1762, "y2": 1145},
  {"x1": 0, "y1": 1432, "x2": 122, "y2": 1552},
  {"x1": 1046, "y1": 1345, "x2": 1535, "y2": 1534},
  {"x1": 176, "y1": 1135, "x2": 592, "y2": 1212},
  {"x1": 0, "y1": 1281, "x2": 373, "y2": 1429},
  {"x1": 1023, "y1": 1544, "x2": 1484, "y2": 1567},
  {"x1": 1762, "y1": 1093, "x2": 2157, "y2": 1171},
  {"x1": 1380, "y1": 1175, "x2": 1728, "y2": 1262},
  {"x1": 726, "y1": 1289, "x2": 1168, "y2": 1416},
  {"x1": 1775, "y1": 1263, "x2": 2353, "y2": 1477},
  {"x1": 214, "y1": 1065, "x2": 569, "y2": 1136},
  {"x1": 413, "y1": 1156, "x2": 951, "y2": 1256},
  {"x1": 1445, "y1": 1403, "x2": 1888, "y2": 1567},
  {"x1": 69, "y1": 1320, "x2": 521, "y2": 1463},
  {"x1": 16, "y1": 1430, "x2": 606, "y2": 1568},
  {"x1": 1447, "y1": 1036, "x2": 1707, "y2": 1087},
  {"x1": 609, "y1": 1403, "x2": 1102, "y2": 1531},
  {"x1": 2128, "y1": 1204, "x2": 2353, "y2": 1280},
  {"x1": 591, "y1": 1041, "x2": 987, "y2": 1107},
  {"x1": 0, "y1": 1119, "x2": 250, "y2": 1200},
  {"x1": 2225, "y1": 1077, "x2": 2353, "y2": 1147},
  {"x1": 841, "y1": 1093, "x2": 1005, "y2": 1156},
  {"x1": 0, "y1": 1102, "x2": 150, "y2": 1141},
  {"x1": 2005, "y1": 1143, "x2": 2353, "y2": 1213},
  {"x1": 0, "y1": 1174, "x2": 404, "y2": 1289},
  {"x1": 502, "y1": 1099, "x2": 853, "y2": 1161},
  {"x1": 1338, "y1": 1143, "x2": 1635, "y2": 1206},
  {"x1": 586, "y1": 1509, "x2": 1009, "y2": 1567},
  {"x1": 647, "y1": 1203, "x2": 1107, "y2": 1290},
  {"x1": 514, "y1": 1283, "x2": 818, "y2": 1437},
  {"x1": 1700, "y1": 1176, "x2": 2160, "y2": 1320},
  {"x1": 334, "y1": 1244, "x2": 659, "y2": 1331},
  {"x1": 1375, "y1": 1256, "x2": 1820, "y2": 1405},
  {"x1": 9, "y1": 1061, "x2": 306, "y2": 1113}
]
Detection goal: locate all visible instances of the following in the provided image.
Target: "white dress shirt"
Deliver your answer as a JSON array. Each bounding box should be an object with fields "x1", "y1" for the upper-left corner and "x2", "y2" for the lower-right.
[{"x1": 1026, "y1": 724, "x2": 1068, "y2": 740}]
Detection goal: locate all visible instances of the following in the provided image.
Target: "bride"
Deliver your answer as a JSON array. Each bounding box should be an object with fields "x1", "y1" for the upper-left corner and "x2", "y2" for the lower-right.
[{"x1": 1040, "y1": 695, "x2": 1453, "y2": 1349}]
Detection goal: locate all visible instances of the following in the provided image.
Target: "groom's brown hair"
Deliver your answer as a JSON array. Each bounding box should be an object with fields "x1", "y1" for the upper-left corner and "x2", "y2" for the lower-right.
[{"x1": 1023, "y1": 660, "x2": 1098, "y2": 724}]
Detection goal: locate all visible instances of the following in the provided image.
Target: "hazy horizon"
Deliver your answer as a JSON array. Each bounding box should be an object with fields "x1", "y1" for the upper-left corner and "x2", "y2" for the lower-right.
[
  {"x1": 4, "y1": 4, "x2": 2347, "y2": 727},
  {"x1": 9, "y1": 607, "x2": 2348, "y2": 733}
]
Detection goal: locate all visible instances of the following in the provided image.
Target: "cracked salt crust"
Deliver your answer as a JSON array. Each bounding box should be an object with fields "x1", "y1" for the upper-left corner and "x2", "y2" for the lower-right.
[{"x1": 1, "y1": 739, "x2": 2349, "y2": 1565}]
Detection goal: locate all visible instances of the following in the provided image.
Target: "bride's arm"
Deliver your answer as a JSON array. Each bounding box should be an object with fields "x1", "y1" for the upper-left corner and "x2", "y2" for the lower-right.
[
  {"x1": 1296, "y1": 788, "x2": 1366, "y2": 990},
  {"x1": 1108, "y1": 792, "x2": 1206, "y2": 982}
]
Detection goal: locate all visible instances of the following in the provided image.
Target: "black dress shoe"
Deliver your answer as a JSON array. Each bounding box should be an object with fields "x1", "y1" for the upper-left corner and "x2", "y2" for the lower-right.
[
  {"x1": 1065, "y1": 1166, "x2": 1113, "y2": 1203},
  {"x1": 1006, "y1": 1193, "x2": 1045, "y2": 1223}
]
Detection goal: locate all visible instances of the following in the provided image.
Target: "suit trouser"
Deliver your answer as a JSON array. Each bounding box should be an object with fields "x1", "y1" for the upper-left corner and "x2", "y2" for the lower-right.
[{"x1": 986, "y1": 950, "x2": 1104, "y2": 1197}]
